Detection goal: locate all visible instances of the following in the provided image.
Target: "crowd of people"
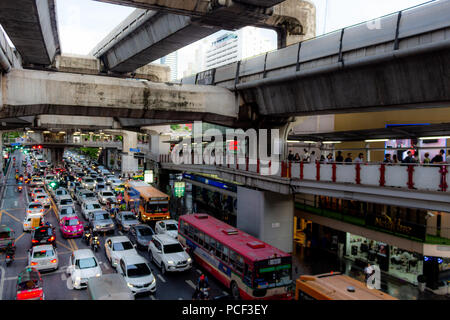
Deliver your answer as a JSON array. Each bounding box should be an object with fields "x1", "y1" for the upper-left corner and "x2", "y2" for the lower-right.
[{"x1": 287, "y1": 148, "x2": 450, "y2": 165}]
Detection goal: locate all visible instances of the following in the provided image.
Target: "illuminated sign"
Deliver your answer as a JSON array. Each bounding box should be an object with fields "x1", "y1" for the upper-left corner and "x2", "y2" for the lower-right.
[
  {"x1": 174, "y1": 181, "x2": 185, "y2": 198},
  {"x1": 144, "y1": 170, "x2": 154, "y2": 184}
]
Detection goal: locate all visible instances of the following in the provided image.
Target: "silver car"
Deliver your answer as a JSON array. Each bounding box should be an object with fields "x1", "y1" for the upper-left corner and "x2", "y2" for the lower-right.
[
  {"x1": 57, "y1": 195, "x2": 75, "y2": 211},
  {"x1": 81, "y1": 201, "x2": 103, "y2": 220},
  {"x1": 115, "y1": 211, "x2": 139, "y2": 232},
  {"x1": 97, "y1": 190, "x2": 116, "y2": 205},
  {"x1": 53, "y1": 188, "x2": 69, "y2": 202},
  {"x1": 89, "y1": 211, "x2": 115, "y2": 233},
  {"x1": 58, "y1": 206, "x2": 77, "y2": 221},
  {"x1": 117, "y1": 254, "x2": 156, "y2": 295},
  {"x1": 27, "y1": 202, "x2": 45, "y2": 215},
  {"x1": 32, "y1": 193, "x2": 50, "y2": 208},
  {"x1": 28, "y1": 244, "x2": 59, "y2": 272},
  {"x1": 81, "y1": 177, "x2": 96, "y2": 190}
]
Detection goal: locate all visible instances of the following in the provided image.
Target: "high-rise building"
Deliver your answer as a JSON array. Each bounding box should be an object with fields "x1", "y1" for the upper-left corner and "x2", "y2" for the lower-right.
[
  {"x1": 154, "y1": 51, "x2": 178, "y2": 81},
  {"x1": 205, "y1": 27, "x2": 276, "y2": 70}
]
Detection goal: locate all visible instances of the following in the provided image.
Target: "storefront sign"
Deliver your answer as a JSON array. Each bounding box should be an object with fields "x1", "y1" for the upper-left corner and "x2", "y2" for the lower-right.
[
  {"x1": 144, "y1": 170, "x2": 153, "y2": 184},
  {"x1": 366, "y1": 213, "x2": 426, "y2": 241}
]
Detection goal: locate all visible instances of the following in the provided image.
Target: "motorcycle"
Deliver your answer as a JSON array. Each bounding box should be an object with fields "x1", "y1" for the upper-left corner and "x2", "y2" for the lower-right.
[
  {"x1": 193, "y1": 286, "x2": 210, "y2": 300},
  {"x1": 5, "y1": 244, "x2": 16, "y2": 266},
  {"x1": 17, "y1": 183, "x2": 23, "y2": 193},
  {"x1": 83, "y1": 229, "x2": 92, "y2": 246},
  {"x1": 91, "y1": 235, "x2": 100, "y2": 252}
]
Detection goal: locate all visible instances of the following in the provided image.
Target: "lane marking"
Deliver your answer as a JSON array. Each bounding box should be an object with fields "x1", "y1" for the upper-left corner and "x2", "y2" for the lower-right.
[
  {"x1": 185, "y1": 279, "x2": 196, "y2": 290},
  {"x1": 1, "y1": 210, "x2": 21, "y2": 223},
  {"x1": 157, "y1": 274, "x2": 166, "y2": 283},
  {"x1": 150, "y1": 295, "x2": 156, "y2": 300},
  {"x1": 0, "y1": 266, "x2": 5, "y2": 300},
  {"x1": 195, "y1": 268, "x2": 202, "y2": 275},
  {"x1": 56, "y1": 240, "x2": 73, "y2": 252},
  {"x1": 70, "y1": 239, "x2": 78, "y2": 251},
  {"x1": 14, "y1": 232, "x2": 26, "y2": 243},
  {"x1": 5, "y1": 265, "x2": 70, "y2": 281}
]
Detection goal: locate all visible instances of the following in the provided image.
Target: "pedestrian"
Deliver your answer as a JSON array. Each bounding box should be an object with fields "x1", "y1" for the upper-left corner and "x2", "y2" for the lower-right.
[
  {"x1": 402, "y1": 151, "x2": 414, "y2": 164},
  {"x1": 325, "y1": 153, "x2": 333, "y2": 163},
  {"x1": 364, "y1": 263, "x2": 376, "y2": 289},
  {"x1": 303, "y1": 149, "x2": 310, "y2": 162},
  {"x1": 383, "y1": 154, "x2": 392, "y2": 163},
  {"x1": 294, "y1": 153, "x2": 301, "y2": 162},
  {"x1": 392, "y1": 154, "x2": 399, "y2": 164},
  {"x1": 287, "y1": 150, "x2": 294, "y2": 161},
  {"x1": 335, "y1": 151, "x2": 344, "y2": 163},
  {"x1": 344, "y1": 153, "x2": 352, "y2": 164},
  {"x1": 354, "y1": 153, "x2": 364, "y2": 163},
  {"x1": 446, "y1": 152, "x2": 450, "y2": 164},
  {"x1": 423, "y1": 152, "x2": 431, "y2": 165},
  {"x1": 310, "y1": 151, "x2": 316, "y2": 163},
  {"x1": 431, "y1": 149, "x2": 445, "y2": 164},
  {"x1": 320, "y1": 155, "x2": 325, "y2": 162}
]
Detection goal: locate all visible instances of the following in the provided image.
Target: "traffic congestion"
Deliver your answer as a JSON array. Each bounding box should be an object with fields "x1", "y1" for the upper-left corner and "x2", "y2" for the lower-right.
[{"x1": 0, "y1": 148, "x2": 235, "y2": 300}]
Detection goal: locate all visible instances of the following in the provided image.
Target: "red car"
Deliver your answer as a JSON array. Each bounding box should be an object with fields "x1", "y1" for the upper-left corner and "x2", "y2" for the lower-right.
[
  {"x1": 59, "y1": 216, "x2": 83, "y2": 238},
  {"x1": 16, "y1": 267, "x2": 44, "y2": 300}
]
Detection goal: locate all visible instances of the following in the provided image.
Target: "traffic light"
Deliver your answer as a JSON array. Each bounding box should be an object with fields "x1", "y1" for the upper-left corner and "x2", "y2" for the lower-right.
[{"x1": 49, "y1": 181, "x2": 58, "y2": 189}]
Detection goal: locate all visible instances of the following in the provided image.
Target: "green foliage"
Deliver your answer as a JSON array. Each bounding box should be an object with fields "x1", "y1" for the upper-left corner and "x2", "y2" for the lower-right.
[{"x1": 79, "y1": 147, "x2": 100, "y2": 160}]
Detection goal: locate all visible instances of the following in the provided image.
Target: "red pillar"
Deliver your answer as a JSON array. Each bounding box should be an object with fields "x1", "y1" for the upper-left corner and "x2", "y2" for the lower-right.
[
  {"x1": 355, "y1": 163, "x2": 361, "y2": 184},
  {"x1": 316, "y1": 161, "x2": 320, "y2": 181},
  {"x1": 300, "y1": 161, "x2": 304, "y2": 180},
  {"x1": 379, "y1": 164, "x2": 386, "y2": 187},
  {"x1": 289, "y1": 161, "x2": 292, "y2": 178},
  {"x1": 407, "y1": 165, "x2": 415, "y2": 189},
  {"x1": 332, "y1": 163, "x2": 337, "y2": 182},
  {"x1": 257, "y1": 159, "x2": 260, "y2": 174},
  {"x1": 439, "y1": 165, "x2": 448, "y2": 192},
  {"x1": 246, "y1": 157, "x2": 249, "y2": 171}
]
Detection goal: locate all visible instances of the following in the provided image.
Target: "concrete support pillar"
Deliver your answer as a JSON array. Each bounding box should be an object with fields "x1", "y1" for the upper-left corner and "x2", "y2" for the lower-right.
[
  {"x1": 121, "y1": 131, "x2": 139, "y2": 174},
  {"x1": 272, "y1": 0, "x2": 316, "y2": 48},
  {"x1": 237, "y1": 186, "x2": 294, "y2": 253},
  {"x1": 50, "y1": 147, "x2": 64, "y2": 167}
]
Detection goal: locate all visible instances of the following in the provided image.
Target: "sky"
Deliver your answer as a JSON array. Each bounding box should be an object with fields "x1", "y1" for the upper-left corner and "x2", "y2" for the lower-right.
[{"x1": 55, "y1": 0, "x2": 433, "y2": 55}]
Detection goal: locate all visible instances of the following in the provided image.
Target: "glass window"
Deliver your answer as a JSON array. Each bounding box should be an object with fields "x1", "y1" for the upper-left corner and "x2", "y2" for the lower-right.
[
  {"x1": 216, "y1": 241, "x2": 224, "y2": 260},
  {"x1": 210, "y1": 238, "x2": 217, "y2": 256},
  {"x1": 235, "y1": 255, "x2": 244, "y2": 274},
  {"x1": 76, "y1": 257, "x2": 98, "y2": 269},
  {"x1": 222, "y1": 246, "x2": 229, "y2": 263},
  {"x1": 127, "y1": 263, "x2": 151, "y2": 278},
  {"x1": 192, "y1": 227, "x2": 199, "y2": 242},
  {"x1": 163, "y1": 243, "x2": 184, "y2": 254},
  {"x1": 113, "y1": 241, "x2": 134, "y2": 251},
  {"x1": 197, "y1": 231, "x2": 204, "y2": 246},
  {"x1": 204, "y1": 234, "x2": 211, "y2": 251}
]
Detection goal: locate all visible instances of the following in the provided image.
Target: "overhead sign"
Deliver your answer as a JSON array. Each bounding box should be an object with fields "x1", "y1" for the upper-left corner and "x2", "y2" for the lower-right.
[
  {"x1": 174, "y1": 181, "x2": 185, "y2": 198},
  {"x1": 11, "y1": 143, "x2": 21, "y2": 146},
  {"x1": 129, "y1": 148, "x2": 141, "y2": 153},
  {"x1": 144, "y1": 170, "x2": 154, "y2": 184}
]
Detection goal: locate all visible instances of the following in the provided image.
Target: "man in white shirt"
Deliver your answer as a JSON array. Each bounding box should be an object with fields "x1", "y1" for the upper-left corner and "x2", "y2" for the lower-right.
[
  {"x1": 364, "y1": 263, "x2": 376, "y2": 289},
  {"x1": 309, "y1": 151, "x2": 316, "y2": 163},
  {"x1": 354, "y1": 153, "x2": 364, "y2": 163}
]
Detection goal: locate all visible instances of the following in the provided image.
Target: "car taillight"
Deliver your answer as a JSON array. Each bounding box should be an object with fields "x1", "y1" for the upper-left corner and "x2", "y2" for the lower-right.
[
  {"x1": 49, "y1": 236, "x2": 55, "y2": 241},
  {"x1": 17, "y1": 289, "x2": 42, "y2": 300},
  {"x1": 40, "y1": 209, "x2": 44, "y2": 212},
  {"x1": 32, "y1": 239, "x2": 38, "y2": 243},
  {"x1": 30, "y1": 261, "x2": 38, "y2": 266},
  {"x1": 27, "y1": 210, "x2": 32, "y2": 213},
  {"x1": 50, "y1": 259, "x2": 57, "y2": 264}
]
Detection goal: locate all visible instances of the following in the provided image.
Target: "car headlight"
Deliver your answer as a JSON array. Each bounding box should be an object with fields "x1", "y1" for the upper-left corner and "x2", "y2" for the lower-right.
[
  {"x1": 187, "y1": 258, "x2": 192, "y2": 263},
  {"x1": 127, "y1": 282, "x2": 134, "y2": 288},
  {"x1": 167, "y1": 260, "x2": 174, "y2": 265},
  {"x1": 95, "y1": 225, "x2": 100, "y2": 229},
  {"x1": 151, "y1": 277, "x2": 156, "y2": 285},
  {"x1": 96, "y1": 273, "x2": 101, "y2": 277}
]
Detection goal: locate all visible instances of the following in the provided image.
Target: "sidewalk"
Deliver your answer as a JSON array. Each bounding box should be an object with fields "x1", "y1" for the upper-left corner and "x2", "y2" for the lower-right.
[{"x1": 291, "y1": 246, "x2": 450, "y2": 300}]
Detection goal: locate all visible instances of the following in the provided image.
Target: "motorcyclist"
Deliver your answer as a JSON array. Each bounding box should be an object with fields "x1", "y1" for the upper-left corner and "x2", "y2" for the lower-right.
[
  {"x1": 5, "y1": 242, "x2": 16, "y2": 264},
  {"x1": 193, "y1": 274, "x2": 210, "y2": 300},
  {"x1": 83, "y1": 225, "x2": 92, "y2": 245},
  {"x1": 90, "y1": 229, "x2": 100, "y2": 250},
  {"x1": 17, "y1": 181, "x2": 23, "y2": 192}
]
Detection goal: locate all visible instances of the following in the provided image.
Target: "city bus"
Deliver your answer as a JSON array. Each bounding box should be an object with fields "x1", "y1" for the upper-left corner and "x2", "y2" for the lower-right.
[
  {"x1": 178, "y1": 213, "x2": 293, "y2": 300},
  {"x1": 124, "y1": 181, "x2": 170, "y2": 223},
  {"x1": 295, "y1": 272, "x2": 397, "y2": 300}
]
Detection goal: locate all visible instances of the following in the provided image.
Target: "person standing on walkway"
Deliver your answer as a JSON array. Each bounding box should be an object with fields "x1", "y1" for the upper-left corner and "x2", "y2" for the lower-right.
[
  {"x1": 364, "y1": 263, "x2": 376, "y2": 289},
  {"x1": 354, "y1": 153, "x2": 364, "y2": 164},
  {"x1": 336, "y1": 151, "x2": 344, "y2": 163},
  {"x1": 345, "y1": 153, "x2": 353, "y2": 164},
  {"x1": 423, "y1": 152, "x2": 431, "y2": 165},
  {"x1": 310, "y1": 151, "x2": 316, "y2": 163},
  {"x1": 431, "y1": 149, "x2": 445, "y2": 164},
  {"x1": 303, "y1": 149, "x2": 310, "y2": 162},
  {"x1": 383, "y1": 154, "x2": 392, "y2": 163},
  {"x1": 287, "y1": 150, "x2": 294, "y2": 161}
]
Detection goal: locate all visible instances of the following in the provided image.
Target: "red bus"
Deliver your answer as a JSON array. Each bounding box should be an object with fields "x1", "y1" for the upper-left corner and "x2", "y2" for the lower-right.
[{"x1": 178, "y1": 214, "x2": 293, "y2": 300}]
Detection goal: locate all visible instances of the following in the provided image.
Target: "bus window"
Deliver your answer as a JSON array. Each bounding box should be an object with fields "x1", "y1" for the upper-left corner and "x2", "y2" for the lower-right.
[
  {"x1": 244, "y1": 264, "x2": 253, "y2": 287},
  {"x1": 229, "y1": 249, "x2": 238, "y2": 270},
  {"x1": 236, "y1": 255, "x2": 244, "y2": 274},
  {"x1": 187, "y1": 224, "x2": 194, "y2": 238},
  {"x1": 222, "y1": 246, "x2": 229, "y2": 264},
  {"x1": 197, "y1": 231, "x2": 204, "y2": 246},
  {"x1": 210, "y1": 238, "x2": 217, "y2": 256},
  {"x1": 204, "y1": 234, "x2": 211, "y2": 251},
  {"x1": 192, "y1": 226, "x2": 199, "y2": 242},
  {"x1": 216, "y1": 241, "x2": 224, "y2": 260},
  {"x1": 146, "y1": 202, "x2": 168, "y2": 213}
]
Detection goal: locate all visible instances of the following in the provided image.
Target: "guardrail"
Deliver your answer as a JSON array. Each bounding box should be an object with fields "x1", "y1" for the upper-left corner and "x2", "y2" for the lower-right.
[{"x1": 159, "y1": 153, "x2": 450, "y2": 193}]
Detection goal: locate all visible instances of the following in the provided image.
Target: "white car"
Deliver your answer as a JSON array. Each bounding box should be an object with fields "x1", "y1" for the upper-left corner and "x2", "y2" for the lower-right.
[
  {"x1": 30, "y1": 177, "x2": 44, "y2": 188},
  {"x1": 81, "y1": 201, "x2": 103, "y2": 220},
  {"x1": 81, "y1": 177, "x2": 96, "y2": 190},
  {"x1": 53, "y1": 188, "x2": 69, "y2": 202},
  {"x1": 117, "y1": 255, "x2": 156, "y2": 295},
  {"x1": 32, "y1": 193, "x2": 51, "y2": 208},
  {"x1": 57, "y1": 195, "x2": 75, "y2": 211},
  {"x1": 30, "y1": 187, "x2": 46, "y2": 198},
  {"x1": 58, "y1": 206, "x2": 77, "y2": 221},
  {"x1": 155, "y1": 220, "x2": 178, "y2": 239},
  {"x1": 148, "y1": 234, "x2": 192, "y2": 274},
  {"x1": 66, "y1": 249, "x2": 102, "y2": 289},
  {"x1": 28, "y1": 244, "x2": 58, "y2": 272},
  {"x1": 109, "y1": 178, "x2": 123, "y2": 189},
  {"x1": 23, "y1": 213, "x2": 44, "y2": 232},
  {"x1": 97, "y1": 190, "x2": 116, "y2": 205},
  {"x1": 27, "y1": 202, "x2": 45, "y2": 215},
  {"x1": 104, "y1": 236, "x2": 139, "y2": 269}
]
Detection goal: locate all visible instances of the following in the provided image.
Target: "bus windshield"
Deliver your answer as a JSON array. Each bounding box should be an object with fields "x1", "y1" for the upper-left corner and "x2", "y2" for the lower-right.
[
  {"x1": 255, "y1": 264, "x2": 292, "y2": 289},
  {"x1": 146, "y1": 203, "x2": 168, "y2": 213}
]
